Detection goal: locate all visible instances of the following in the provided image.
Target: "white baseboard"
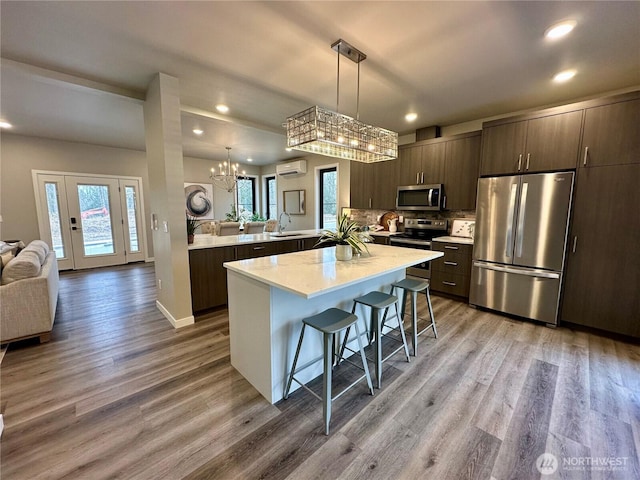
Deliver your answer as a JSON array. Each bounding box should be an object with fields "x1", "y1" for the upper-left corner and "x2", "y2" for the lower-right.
[{"x1": 156, "y1": 300, "x2": 194, "y2": 329}]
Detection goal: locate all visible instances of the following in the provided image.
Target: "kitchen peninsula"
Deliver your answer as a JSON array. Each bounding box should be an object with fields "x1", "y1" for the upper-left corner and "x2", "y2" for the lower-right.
[{"x1": 224, "y1": 244, "x2": 443, "y2": 403}]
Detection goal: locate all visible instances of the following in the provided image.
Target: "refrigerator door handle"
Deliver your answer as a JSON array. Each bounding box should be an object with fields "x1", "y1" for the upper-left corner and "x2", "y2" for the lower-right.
[
  {"x1": 515, "y1": 182, "x2": 528, "y2": 257},
  {"x1": 473, "y1": 261, "x2": 560, "y2": 279},
  {"x1": 505, "y1": 183, "x2": 518, "y2": 258}
]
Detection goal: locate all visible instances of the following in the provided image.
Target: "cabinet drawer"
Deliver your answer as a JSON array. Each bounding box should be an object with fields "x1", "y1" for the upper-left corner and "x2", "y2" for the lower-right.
[
  {"x1": 236, "y1": 242, "x2": 279, "y2": 259},
  {"x1": 432, "y1": 254, "x2": 471, "y2": 275},
  {"x1": 432, "y1": 242, "x2": 473, "y2": 256},
  {"x1": 430, "y1": 271, "x2": 469, "y2": 297}
]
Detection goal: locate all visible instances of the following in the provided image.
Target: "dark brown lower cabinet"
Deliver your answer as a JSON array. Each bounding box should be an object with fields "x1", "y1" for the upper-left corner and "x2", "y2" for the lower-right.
[
  {"x1": 430, "y1": 242, "x2": 473, "y2": 298},
  {"x1": 189, "y1": 246, "x2": 236, "y2": 312},
  {"x1": 560, "y1": 163, "x2": 640, "y2": 337},
  {"x1": 189, "y1": 237, "x2": 321, "y2": 312}
]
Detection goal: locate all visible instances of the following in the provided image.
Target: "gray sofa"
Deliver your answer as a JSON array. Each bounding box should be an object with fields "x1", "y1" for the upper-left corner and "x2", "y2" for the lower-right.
[{"x1": 0, "y1": 241, "x2": 59, "y2": 344}]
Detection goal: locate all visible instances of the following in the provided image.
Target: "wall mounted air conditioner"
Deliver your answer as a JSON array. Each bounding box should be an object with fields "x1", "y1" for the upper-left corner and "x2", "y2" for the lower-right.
[{"x1": 276, "y1": 159, "x2": 307, "y2": 176}]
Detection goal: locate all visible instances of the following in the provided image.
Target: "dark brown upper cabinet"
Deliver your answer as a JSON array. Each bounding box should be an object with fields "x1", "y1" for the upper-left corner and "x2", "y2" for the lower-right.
[
  {"x1": 443, "y1": 132, "x2": 481, "y2": 210},
  {"x1": 480, "y1": 110, "x2": 583, "y2": 176},
  {"x1": 580, "y1": 98, "x2": 640, "y2": 168},
  {"x1": 397, "y1": 142, "x2": 445, "y2": 186}
]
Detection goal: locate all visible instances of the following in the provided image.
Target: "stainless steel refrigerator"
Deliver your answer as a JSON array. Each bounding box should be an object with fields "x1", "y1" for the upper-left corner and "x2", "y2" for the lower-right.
[{"x1": 469, "y1": 171, "x2": 574, "y2": 325}]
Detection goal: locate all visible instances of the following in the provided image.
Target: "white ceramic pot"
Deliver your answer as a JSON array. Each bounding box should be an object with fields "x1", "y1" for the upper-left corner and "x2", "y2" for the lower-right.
[{"x1": 335, "y1": 244, "x2": 353, "y2": 261}]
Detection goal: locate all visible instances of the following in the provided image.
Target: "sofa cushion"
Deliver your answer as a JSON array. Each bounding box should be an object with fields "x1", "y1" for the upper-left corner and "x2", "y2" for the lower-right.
[
  {"x1": 1, "y1": 251, "x2": 42, "y2": 284},
  {"x1": 29, "y1": 240, "x2": 51, "y2": 255},
  {"x1": 22, "y1": 244, "x2": 47, "y2": 264}
]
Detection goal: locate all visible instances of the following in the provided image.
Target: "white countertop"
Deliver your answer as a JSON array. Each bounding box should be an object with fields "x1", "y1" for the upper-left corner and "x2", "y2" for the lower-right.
[
  {"x1": 224, "y1": 243, "x2": 443, "y2": 299},
  {"x1": 188, "y1": 229, "x2": 323, "y2": 250},
  {"x1": 432, "y1": 235, "x2": 474, "y2": 245}
]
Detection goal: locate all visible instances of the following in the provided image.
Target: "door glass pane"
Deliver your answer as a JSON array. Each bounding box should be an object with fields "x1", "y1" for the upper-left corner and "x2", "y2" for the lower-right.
[
  {"x1": 77, "y1": 184, "x2": 114, "y2": 255},
  {"x1": 125, "y1": 186, "x2": 139, "y2": 252},
  {"x1": 45, "y1": 182, "x2": 65, "y2": 258}
]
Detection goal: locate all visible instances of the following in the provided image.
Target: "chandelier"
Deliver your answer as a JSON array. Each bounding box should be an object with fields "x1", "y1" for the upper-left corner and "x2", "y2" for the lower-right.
[
  {"x1": 209, "y1": 147, "x2": 244, "y2": 192},
  {"x1": 286, "y1": 39, "x2": 398, "y2": 163}
]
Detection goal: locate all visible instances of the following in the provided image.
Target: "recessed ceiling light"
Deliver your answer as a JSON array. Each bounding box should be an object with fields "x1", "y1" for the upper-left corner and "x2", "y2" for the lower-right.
[
  {"x1": 405, "y1": 113, "x2": 418, "y2": 122},
  {"x1": 193, "y1": 128, "x2": 203, "y2": 135},
  {"x1": 216, "y1": 104, "x2": 229, "y2": 113},
  {"x1": 553, "y1": 69, "x2": 577, "y2": 83},
  {"x1": 247, "y1": 158, "x2": 253, "y2": 162},
  {"x1": 545, "y1": 20, "x2": 576, "y2": 39},
  {"x1": 0, "y1": 121, "x2": 13, "y2": 129},
  {"x1": 285, "y1": 147, "x2": 293, "y2": 152}
]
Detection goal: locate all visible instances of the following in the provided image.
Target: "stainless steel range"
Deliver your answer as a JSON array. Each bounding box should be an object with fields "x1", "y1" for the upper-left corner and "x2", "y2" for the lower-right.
[{"x1": 389, "y1": 218, "x2": 448, "y2": 279}]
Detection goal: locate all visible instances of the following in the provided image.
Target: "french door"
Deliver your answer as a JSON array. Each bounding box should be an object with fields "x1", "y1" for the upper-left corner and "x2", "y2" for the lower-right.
[{"x1": 34, "y1": 172, "x2": 145, "y2": 270}]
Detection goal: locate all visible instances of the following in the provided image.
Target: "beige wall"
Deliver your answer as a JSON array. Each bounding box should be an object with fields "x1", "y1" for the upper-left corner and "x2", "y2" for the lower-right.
[
  {"x1": 183, "y1": 156, "x2": 262, "y2": 222},
  {"x1": 267, "y1": 154, "x2": 351, "y2": 231},
  {"x1": 0, "y1": 134, "x2": 275, "y2": 255},
  {"x1": 0, "y1": 133, "x2": 154, "y2": 256}
]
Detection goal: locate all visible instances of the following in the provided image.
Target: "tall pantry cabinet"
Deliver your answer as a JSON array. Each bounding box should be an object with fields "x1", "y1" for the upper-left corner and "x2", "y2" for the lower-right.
[{"x1": 560, "y1": 95, "x2": 640, "y2": 337}]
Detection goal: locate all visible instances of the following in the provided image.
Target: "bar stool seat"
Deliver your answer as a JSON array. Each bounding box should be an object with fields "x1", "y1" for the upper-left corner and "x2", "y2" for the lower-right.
[
  {"x1": 391, "y1": 278, "x2": 438, "y2": 356},
  {"x1": 284, "y1": 308, "x2": 374, "y2": 435},
  {"x1": 346, "y1": 291, "x2": 410, "y2": 389}
]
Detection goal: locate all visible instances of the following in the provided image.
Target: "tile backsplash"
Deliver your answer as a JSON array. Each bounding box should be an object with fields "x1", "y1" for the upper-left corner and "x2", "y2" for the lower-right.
[{"x1": 342, "y1": 208, "x2": 475, "y2": 234}]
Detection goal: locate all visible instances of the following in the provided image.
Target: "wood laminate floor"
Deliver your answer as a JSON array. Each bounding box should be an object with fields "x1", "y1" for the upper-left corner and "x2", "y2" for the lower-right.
[{"x1": 1, "y1": 262, "x2": 639, "y2": 479}]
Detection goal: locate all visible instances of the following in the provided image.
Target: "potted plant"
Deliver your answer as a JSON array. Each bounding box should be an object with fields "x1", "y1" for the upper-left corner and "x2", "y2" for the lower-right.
[
  {"x1": 186, "y1": 215, "x2": 203, "y2": 244},
  {"x1": 316, "y1": 213, "x2": 372, "y2": 261}
]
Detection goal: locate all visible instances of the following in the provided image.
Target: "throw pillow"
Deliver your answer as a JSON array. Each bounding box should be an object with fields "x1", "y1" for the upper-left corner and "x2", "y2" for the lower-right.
[
  {"x1": 0, "y1": 251, "x2": 14, "y2": 267},
  {"x1": 1, "y1": 251, "x2": 41, "y2": 284},
  {"x1": 30, "y1": 240, "x2": 51, "y2": 255},
  {"x1": 21, "y1": 244, "x2": 46, "y2": 264}
]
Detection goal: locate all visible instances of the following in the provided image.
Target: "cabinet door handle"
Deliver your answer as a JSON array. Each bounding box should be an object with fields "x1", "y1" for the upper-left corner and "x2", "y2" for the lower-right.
[
  {"x1": 526, "y1": 153, "x2": 530, "y2": 171},
  {"x1": 572, "y1": 236, "x2": 578, "y2": 253},
  {"x1": 444, "y1": 261, "x2": 458, "y2": 266},
  {"x1": 443, "y1": 195, "x2": 447, "y2": 209},
  {"x1": 444, "y1": 246, "x2": 459, "y2": 250},
  {"x1": 416, "y1": 172, "x2": 420, "y2": 184},
  {"x1": 253, "y1": 246, "x2": 265, "y2": 251},
  {"x1": 517, "y1": 154, "x2": 522, "y2": 171},
  {"x1": 443, "y1": 281, "x2": 457, "y2": 286},
  {"x1": 421, "y1": 172, "x2": 424, "y2": 184},
  {"x1": 583, "y1": 146, "x2": 589, "y2": 166},
  {"x1": 369, "y1": 198, "x2": 372, "y2": 208}
]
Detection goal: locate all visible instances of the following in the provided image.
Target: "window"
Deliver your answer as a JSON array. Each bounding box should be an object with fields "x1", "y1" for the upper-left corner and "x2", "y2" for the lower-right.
[
  {"x1": 237, "y1": 177, "x2": 256, "y2": 218},
  {"x1": 265, "y1": 176, "x2": 277, "y2": 219},
  {"x1": 319, "y1": 167, "x2": 337, "y2": 229}
]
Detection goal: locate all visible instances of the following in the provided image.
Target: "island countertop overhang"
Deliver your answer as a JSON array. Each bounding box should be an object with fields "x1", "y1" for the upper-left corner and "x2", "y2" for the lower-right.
[{"x1": 224, "y1": 244, "x2": 444, "y2": 299}]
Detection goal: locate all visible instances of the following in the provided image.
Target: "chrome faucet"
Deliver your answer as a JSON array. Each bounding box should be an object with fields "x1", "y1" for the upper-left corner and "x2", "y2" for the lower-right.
[{"x1": 278, "y1": 212, "x2": 291, "y2": 233}]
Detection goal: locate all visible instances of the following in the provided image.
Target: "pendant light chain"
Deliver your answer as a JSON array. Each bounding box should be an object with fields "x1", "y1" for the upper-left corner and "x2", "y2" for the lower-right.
[
  {"x1": 356, "y1": 61, "x2": 360, "y2": 121},
  {"x1": 336, "y1": 47, "x2": 340, "y2": 114}
]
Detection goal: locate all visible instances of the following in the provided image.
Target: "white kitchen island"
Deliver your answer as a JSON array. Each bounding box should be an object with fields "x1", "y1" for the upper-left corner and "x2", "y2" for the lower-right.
[{"x1": 224, "y1": 244, "x2": 443, "y2": 404}]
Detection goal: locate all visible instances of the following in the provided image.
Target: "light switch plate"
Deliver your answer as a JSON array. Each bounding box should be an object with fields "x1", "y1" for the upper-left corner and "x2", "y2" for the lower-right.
[{"x1": 451, "y1": 219, "x2": 475, "y2": 239}]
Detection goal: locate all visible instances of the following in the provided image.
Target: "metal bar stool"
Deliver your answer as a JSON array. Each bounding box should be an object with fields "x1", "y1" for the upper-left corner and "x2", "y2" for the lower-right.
[
  {"x1": 284, "y1": 308, "x2": 374, "y2": 435},
  {"x1": 343, "y1": 291, "x2": 410, "y2": 389},
  {"x1": 391, "y1": 278, "x2": 438, "y2": 356}
]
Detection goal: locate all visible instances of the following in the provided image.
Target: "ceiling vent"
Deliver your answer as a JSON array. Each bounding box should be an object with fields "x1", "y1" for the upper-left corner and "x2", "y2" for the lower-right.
[{"x1": 276, "y1": 159, "x2": 307, "y2": 176}]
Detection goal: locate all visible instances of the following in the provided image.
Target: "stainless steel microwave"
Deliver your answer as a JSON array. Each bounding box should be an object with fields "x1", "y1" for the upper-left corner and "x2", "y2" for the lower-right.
[{"x1": 396, "y1": 184, "x2": 443, "y2": 211}]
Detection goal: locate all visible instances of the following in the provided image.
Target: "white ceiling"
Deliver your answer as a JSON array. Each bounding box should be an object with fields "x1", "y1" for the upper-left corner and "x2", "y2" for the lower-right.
[{"x1": 1, "y1": 1, "x2": 639, "y2": 166}]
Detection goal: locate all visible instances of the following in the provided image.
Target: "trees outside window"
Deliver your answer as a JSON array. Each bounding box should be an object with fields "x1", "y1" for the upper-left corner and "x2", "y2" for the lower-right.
[
  {"x1": 319, "y1": 167, "x2": 337, "y2": 229},
  {"x1": 265, "y1": 176, "x2": 277, "y2": 219}
]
